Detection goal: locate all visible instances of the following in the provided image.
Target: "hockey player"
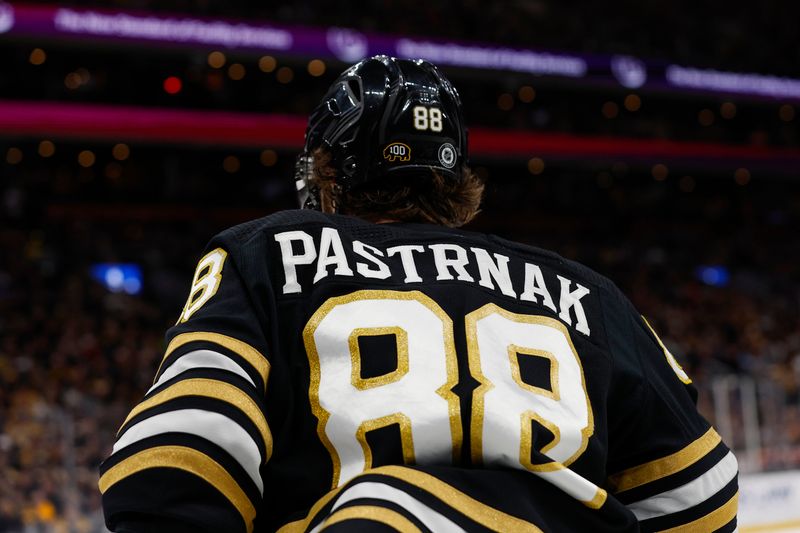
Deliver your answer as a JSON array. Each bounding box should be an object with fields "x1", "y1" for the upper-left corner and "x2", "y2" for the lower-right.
[{"x1": 100, "y1": 56, "x2": 738, "y2": 532}]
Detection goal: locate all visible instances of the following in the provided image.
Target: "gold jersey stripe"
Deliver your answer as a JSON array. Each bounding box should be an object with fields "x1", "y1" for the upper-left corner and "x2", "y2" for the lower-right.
[
  {"x1": 118, "y1": 378, "x2": 273, "y2": 460},
  {"x1": 376, "y1": 465, "x2": 542, "y2": 532},
  {"x1": 157, "y1": 331, "x2": 270, "y2": 392},
  {"x1": 98, "y1": 445, "x2": 256, "y2": 533},
  {"x1": 608, "y1": 427, "x2": 721, "y2": 493},
  {"x1": 586, "y1": 487, "x2": 608, "y2": 509},
  {"x1": 277, "y1": 465, "x2": 542, "y2": 533},
  {"x1": 320, "y1": 505, "x2": 421, "y2": 533},
  {"x1": 659, "y1": 491, "x2": 738, "y2": 533}
]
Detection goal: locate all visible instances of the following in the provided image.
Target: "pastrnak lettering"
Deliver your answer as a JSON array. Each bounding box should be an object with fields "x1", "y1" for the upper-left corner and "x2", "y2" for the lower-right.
[
  {"x1": 275, "y1": 228, "x2": 593, "y2": 336},
  {"x1": 383, "y1": 142, "x2": 411, "y2": 162}
]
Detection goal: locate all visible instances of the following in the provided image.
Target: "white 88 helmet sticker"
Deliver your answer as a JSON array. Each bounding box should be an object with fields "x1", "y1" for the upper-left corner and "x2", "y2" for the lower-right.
[{"x1": 438, "y1": 143, "x2": 456, "y2": 169}]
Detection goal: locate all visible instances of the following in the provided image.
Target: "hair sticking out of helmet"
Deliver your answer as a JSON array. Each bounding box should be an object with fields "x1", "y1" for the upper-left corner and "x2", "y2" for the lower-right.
[{"x1": 296, "y1": 55, "x2": 468, "y2": 210}]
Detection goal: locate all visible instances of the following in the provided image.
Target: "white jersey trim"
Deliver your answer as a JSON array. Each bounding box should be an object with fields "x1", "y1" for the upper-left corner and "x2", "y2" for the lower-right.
[
  {"x1": 627, "y1": 451, "x2": 738, "y2": 520},
  {"x1": 309, "y1": 480, "x2": 466, "y2": 533},
  {"x1": 149, "y1": 349, "x2": 255, "y2": 393},
  {"x1": 112, "y1": 408, "x2": 263, "y2": 493}
]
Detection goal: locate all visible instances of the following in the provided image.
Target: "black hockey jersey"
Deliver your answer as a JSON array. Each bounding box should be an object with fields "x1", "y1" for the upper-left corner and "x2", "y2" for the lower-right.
[{"x1": 99, "y1": 210, "x2": 738, "y2": 532}]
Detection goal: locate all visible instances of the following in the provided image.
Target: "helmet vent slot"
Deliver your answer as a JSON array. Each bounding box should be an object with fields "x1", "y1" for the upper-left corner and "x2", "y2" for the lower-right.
[
  {"x1": 347, "y1": 79, "x2": 362, "y2": 102},
  {"x1": 326, "y1": 99, "x2": 341, "y2": 116}
]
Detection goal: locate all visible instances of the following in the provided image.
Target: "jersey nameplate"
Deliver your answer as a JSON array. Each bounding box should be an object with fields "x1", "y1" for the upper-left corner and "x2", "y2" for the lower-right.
[{"x1": 274, "y1": 229, "x2": 592, "y2": 336}]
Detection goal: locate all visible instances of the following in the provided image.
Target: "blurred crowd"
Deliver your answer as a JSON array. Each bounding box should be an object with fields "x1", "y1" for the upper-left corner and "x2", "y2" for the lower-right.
[
  {"x1": 1, "y1": 2, "x2": 797, "y2": 531},
  {"x1": 1, "y1": 165, "x2": 799, "y2": 530},
  {"x1": 0, "y1": 222, "x2": 185, "y2": 532}
]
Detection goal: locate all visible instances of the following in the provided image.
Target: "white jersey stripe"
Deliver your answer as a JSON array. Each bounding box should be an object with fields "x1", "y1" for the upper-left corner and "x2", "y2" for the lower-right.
[
  {"x1": 113, "y1": 408, "x2": 264, "y2": 494},
  {"x1": 309, "y1": 481, "x2": 466, "y2": 533},
  {"x1": 627, "y1": 451, "x2": 738, "y2": 520},
  {"x1": 535, "y1": 467, "x2": 605, "y2": 506},
  {"x1": 150, "y1": 349, "x2": 255, "y2": 393}
]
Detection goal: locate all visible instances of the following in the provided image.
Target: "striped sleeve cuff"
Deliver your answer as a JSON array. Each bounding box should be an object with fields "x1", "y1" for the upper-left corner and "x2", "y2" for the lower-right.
[
  {"x1": 609, "y1": 427, "x2": 739, "y2": 532},
  {"x1": 100, "y1": 332, "x2": 271, "y2": 533}
]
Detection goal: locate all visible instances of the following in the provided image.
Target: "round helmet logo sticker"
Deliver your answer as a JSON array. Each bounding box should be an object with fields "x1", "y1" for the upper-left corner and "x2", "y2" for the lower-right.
[{"x1": 438, "y1": 143, "x2": 456, "y2": 169}]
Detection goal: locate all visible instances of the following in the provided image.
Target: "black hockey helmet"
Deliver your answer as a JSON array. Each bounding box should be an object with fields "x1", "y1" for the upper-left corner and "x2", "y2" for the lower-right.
[{"x1": 295, "y1": 55, "x2": 468, "y2": 210}]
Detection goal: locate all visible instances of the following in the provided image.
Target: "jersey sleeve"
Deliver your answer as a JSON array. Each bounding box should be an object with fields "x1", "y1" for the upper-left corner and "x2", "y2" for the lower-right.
[
  {"x1": 604, "y1": 293, "x2": 738, "y2": 532},
  {"x1": 99, "y1": 235, "x2": 272, "y2": 533}
]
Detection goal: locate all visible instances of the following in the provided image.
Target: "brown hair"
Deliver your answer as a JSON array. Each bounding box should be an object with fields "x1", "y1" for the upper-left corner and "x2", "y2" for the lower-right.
[{"x1": 310, "y1": 148, "x2": 484, "y2": 227}]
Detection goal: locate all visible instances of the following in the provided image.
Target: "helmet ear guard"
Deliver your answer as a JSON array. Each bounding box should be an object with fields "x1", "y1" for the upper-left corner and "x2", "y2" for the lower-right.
[{"x1": 297, "y1": 55, "x2": 468, "y2": 210}]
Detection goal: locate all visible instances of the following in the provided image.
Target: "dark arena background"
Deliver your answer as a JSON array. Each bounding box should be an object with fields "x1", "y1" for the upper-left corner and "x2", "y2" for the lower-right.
[{"x1": 1, "y1": 1, "x2": 799, "y2": 531}]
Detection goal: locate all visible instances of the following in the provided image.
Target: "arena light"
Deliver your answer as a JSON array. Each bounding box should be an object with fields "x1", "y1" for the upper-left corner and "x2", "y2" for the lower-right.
[
  {"x1": 105, "y1": 162, "x2": 122, "y2": 180},
  {"x1": 518, "y1": 86, "x2": 535, "y2": 103},
  {"x1": 6, "y1": 146, "x2": 22, "y2": 164},
  {"x1": 227, "y1": 64, "x2": 245, "y2": 81},
  {"x1": 258, "y1": 56, "x2": 277, "y2": 73},
  {"x1": 28, "y1": 46, "x2": 45, "y2": 64},
  {"x1": 50, "y1": 6, "x2": 292, "y2": 50},
  {"x1": 734, "y1": 168, "x2": 751, "y2": 185},
  {"x1": 112, "y1": 143, "x2": 129, "y2": 160},
  {"x1": 1, "y1": 101, "x2": 799, "y2": 171},
  {"x1": 222, "y1": 155, "x2": 240, "y2": 173},
  {"x1": 497, "y1": 93, "x2": 514, "y2": 111},
  {"x1": 623, "y1": 94, "x2": 641, "y2": 112},
  {"x1": 64, "y1": 72, "x2": 81, "y2": 89},
  {"x1": 695, "y1": 265, "x2": 730, "y2": 288},
  {"x1": 698, "y1": 109, "x2": 715, "y2": 126},
  {"x1": 90, "y1": 263, "x2": 143, "y2": 295},
  {"x1": 394, "y1": 38, "x2": 587, "y2": 77},
  {"x1": 6, "y1": 2, "x2": 800, "y2": 101},
  {"x1": 260, "y1": 149, "x2": 277, "y2": 166},
  {"x1": 38, "y1": 139, "x2": 54, "y2": 157},
  {"x1": 720, "y1": 102, "x2": 736, "y2": 119},
  {"x1": 163, "y1": 76, "x2": 182, "y2": 94},
  {"x1": 527, "y1": 157, "x2": 545, "y2": 175},
  {"x1": 651, "y1": 163, "x2": 668, "y2": 181},
  {"x1": 666, "y1": 65, "x2": 800, "y2": 101},
  {"x1": 207, "y1": 51, "x2": 226, "y2": 69},
  {"x1": 276, "y1": 66, "x2": 293, "y2": 83},
  {"x1": 78, "y1": 149, "x2": 95, "y2": 167},
  {"x1": 601, "y1": 102, "x2": 619, "y2": 119},
  {"x1": 307, "y1": 59, "x2": 325, "y2": 77}
]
